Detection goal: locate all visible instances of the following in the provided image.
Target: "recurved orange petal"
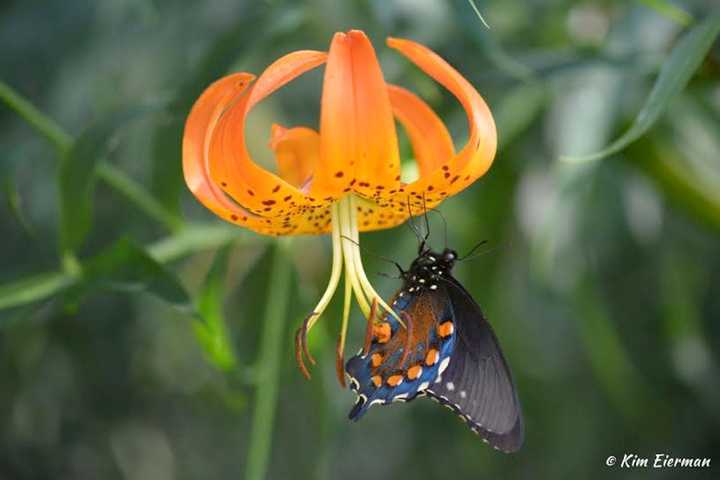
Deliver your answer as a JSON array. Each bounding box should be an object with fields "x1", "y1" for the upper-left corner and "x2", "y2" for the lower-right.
[
  {"x1": 208, "y1": 50, "x2": 327, "y2": 215},
  {"x1": 387, "y1": 37, "x2": 497, "y2": 203},
  {"x1": 185, "y1": 53, "x2": 343, "y2": 235},
  {"x1": 313, "y1": 30, "x2": 401, "y2": 199},
  {"x1": 183, "y1": 73, "x2": 258, "y2": 227},
  {"x1": 388, "y1": 84, "x2": 454, "y2": 178}
]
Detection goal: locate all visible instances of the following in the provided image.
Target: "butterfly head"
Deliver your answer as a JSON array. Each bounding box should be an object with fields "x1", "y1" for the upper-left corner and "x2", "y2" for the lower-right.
[{"x1": 411, "y1": 247, "x2": 458, "y2": 273}]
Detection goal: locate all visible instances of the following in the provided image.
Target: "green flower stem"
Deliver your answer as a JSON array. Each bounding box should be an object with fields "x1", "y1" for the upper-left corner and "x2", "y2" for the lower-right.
[
  {"x1": 0, "y1": 80, "x2": 180, "y2": 233},
  {"x1": 96, "y1": 162, "x2": 183, "y2": 233},
  {"x1": 0, "y1": 80, "x2": 73, "y2": 153},
  {"x1": 245, "y1": 238, "x2": 293, "y2": 480},
  {"x1": 0, "y1": 223, "x2": 251, "y2": 312}
]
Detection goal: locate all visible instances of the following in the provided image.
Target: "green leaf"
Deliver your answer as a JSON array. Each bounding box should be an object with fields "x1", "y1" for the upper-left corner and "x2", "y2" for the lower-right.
[
  {"x1": 637, "y1": 0, "x2": 693, "y2": 26},
  {"x1": 0, "y1": 272, "x2": 74, "y2": 311},
  {"x1": 82, "y1": 238, "x2": 193, "y2": 311},
  {"x1": 193, "y1": 245, "x2": 237, "y2": 371},
  {"x1": 4, "y1": 170, "x2": 35, "y2": 239},
  {"x1": 628, "y1": 137, "x2": 720, "y2": 233},
  {"x1": 562, "y1": 11, "x2": 720, "y2": 163},
  {"x1": 0, "y1": 80, "x2": 73, "y2": 152},
  {"x1": 59, "y1": 105, "x2": 164, "y2": 256},
  {"x1": 466, "y1": 0, "x2": 490, "y2": 29}
]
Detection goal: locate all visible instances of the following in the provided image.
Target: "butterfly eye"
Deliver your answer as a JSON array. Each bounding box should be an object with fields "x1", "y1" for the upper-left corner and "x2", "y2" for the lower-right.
[{"x1": 443, "y1": 249, "x2": 457, "y2": 263}]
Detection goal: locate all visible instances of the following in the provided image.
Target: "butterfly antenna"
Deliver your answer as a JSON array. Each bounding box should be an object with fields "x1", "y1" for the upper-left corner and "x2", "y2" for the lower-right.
[
  {"x1": 404, "y1": 196, "x2": 424, "y2": 246},
  {"x1": 459, "y1": 240, "x2": 512, "y2": 262},
  {"x1": 421, "y1": 193, "x2": 431, "y2": 246},
  {"x1": 426, "y1": 207, "x2": 448, "y2": 250},
  {"x1": 340, "y1": 235, "x2": 405, "y2": 276},
  {"x1": 458, "y1": 240, "x2": 489, "y2": 261}
]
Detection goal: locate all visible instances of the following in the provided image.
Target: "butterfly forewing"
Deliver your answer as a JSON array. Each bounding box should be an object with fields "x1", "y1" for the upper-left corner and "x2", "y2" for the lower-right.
[{"x1": 427, "y1": 277, "x2": 523, "y2": 452}]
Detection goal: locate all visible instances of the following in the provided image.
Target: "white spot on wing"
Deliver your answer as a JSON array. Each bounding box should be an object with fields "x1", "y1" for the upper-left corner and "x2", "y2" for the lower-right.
[
  {"x1": 439, "y1": 357, "x2": 450, "y2": 375},
  {"x1": 419, "y1": 381, "x2": 430, "y2": 391},
  {"x1": 392, "y1": 393, "x2": 409, "y2": 403},
  {"x1": 446, "y1": 381, "x2": 455, "y2": 391},
  {"x1": 349, "y1": 377, "x2": 359, "y2": 390}
]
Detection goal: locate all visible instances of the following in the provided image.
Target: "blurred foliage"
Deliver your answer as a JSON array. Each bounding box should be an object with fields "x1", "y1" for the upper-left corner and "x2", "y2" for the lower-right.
[{"x1": 1, "y1": 1, "x2": 720, "y2": 479}]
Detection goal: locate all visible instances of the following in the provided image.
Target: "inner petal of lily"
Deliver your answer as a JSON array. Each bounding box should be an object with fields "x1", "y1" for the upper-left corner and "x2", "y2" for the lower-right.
[{"x1": 296, "y1": 195, "x2": 401, "y2": 385}]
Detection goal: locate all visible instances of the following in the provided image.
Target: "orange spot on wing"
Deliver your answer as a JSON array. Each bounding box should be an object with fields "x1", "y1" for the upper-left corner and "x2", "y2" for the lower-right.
[
  {"x1": 371, "y1": 353, "x2": 384, "y2": 368},
  {"x1": 407, "y1": 365, "x2": 423, "y2": 380},
  {"x1": 425, "y1": 348, "x2": 439, "y2": 366},
  {"x1": 387, "y1": 374, "x2": 403, "y2": 387},
  {"x1": 371, "y1": 375, "x2": 382, "y2": 388},
  {"x1": 437, "y1": 321, "x2": 454, "y2": 338}
]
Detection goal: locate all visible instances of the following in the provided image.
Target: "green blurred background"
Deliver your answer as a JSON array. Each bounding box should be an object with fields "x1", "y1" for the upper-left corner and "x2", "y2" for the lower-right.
[{"x1": 1, "y1": 1, "x2": 719, "y2": 479}]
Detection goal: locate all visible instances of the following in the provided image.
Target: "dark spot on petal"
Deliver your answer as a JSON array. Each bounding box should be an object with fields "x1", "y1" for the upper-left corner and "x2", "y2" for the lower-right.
[
  {"x1": 427, "y1": 185, "x2": 434, "y2": 191},
  {"x1": 272, "y1": 185, "x2": 281, "y2": 193},
  {"x1": 248, "y1": 189, "x2": 255, "y2": 196},
  {"x1": 335, "y1": 171, "x2": 344, "y2": 178},
  {"x1": 231, "y1": 214, "x2": 238, "y2": 221},
  {"x1": 283, "y1": 195, "x2": 292, "y2": 202},
  {"x1": 450, "y1": 175, "x2": 460, "y2": 184},
  {"x1": 262, "y1": 200, "x2": 276, "y2": 206}
]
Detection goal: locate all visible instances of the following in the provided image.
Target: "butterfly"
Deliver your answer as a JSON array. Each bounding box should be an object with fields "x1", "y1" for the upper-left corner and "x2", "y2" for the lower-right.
[{"x1": 345, "y1": 244, "x2": 524, "y2": 452}]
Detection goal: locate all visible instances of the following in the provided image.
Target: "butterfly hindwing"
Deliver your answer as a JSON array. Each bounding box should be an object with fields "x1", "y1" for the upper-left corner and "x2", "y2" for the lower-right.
[
  {"x1": 427, "y1": 276, "x2": 523, "y2": 452},
  {"x1": 345, "y1": 288, "x2": 456, "y2": 420}
]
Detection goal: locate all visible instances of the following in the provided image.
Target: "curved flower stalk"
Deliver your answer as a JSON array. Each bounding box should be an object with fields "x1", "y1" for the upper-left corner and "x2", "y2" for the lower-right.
[{"x1": 183, "y1": 30, "x2": 497, "y2": 384}]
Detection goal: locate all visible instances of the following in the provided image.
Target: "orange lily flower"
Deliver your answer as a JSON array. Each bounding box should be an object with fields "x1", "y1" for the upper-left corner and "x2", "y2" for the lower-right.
[{"x1": 183, "y1": 30, "x2": 496, "y2": 383}]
